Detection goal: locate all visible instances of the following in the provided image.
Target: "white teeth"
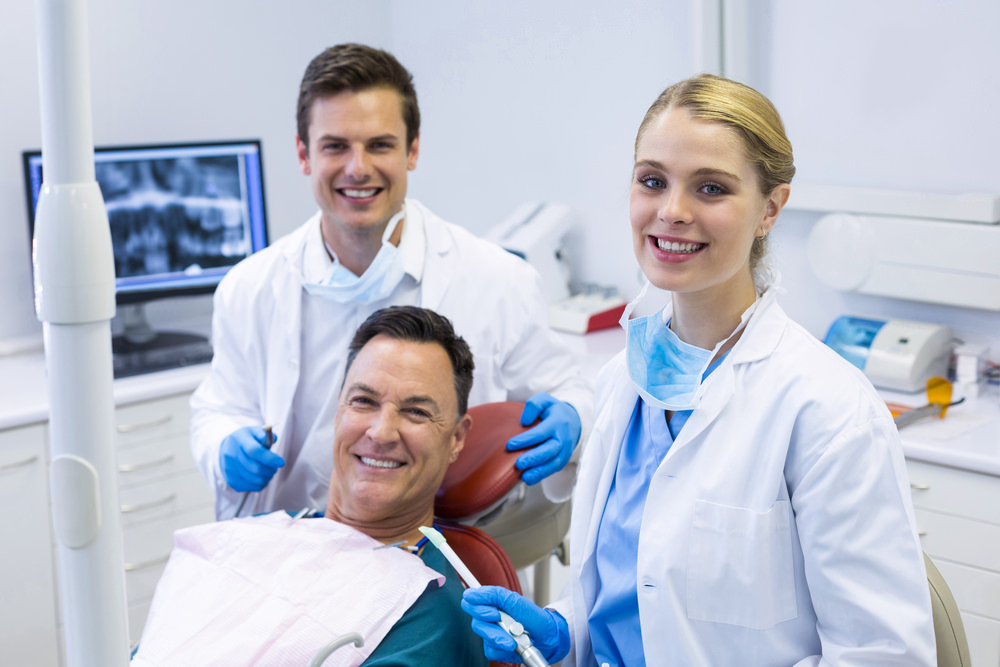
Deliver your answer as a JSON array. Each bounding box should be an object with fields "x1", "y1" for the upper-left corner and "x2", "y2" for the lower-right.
[
  {"x1": 360, "y1": 456, "x2": 402, "y2": 469},
  {"x1": 342, "y1": 188, "x2": 378, "y2": 198},
  {"x1": 656, "y1": 239, "x2": 704, "y2": 254}
]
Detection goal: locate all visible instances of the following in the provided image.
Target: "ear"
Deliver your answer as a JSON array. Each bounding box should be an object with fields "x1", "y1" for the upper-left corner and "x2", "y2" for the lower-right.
[
  {"x1": 759, "y1": 183, "x2": 791, "y2": 236},
  {"x1": 406, "y1": 133, "x2": 420, "y2": 171},
  {"x1": 295, "y1": 135, "x2": 311, "y2": 176},
  {"x1": 448, "y1": 412, "x2": 472, "y2": 463}
]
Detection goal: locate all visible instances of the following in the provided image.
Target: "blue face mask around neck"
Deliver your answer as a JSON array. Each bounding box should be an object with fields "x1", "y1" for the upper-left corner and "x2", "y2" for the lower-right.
[
  {"x1": 619, "y1": 287, "x2": 756, "y2": 411},
  {"x1": 303, "y1": 210, "x2": 406, "y2": 304}
]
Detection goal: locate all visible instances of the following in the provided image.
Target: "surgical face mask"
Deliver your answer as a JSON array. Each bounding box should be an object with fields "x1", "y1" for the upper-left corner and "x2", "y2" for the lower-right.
[
  {"x1": 619, "y1": 289, "x2": 757, "y2": 411},
  {"x1": 303, "y1": 210, "x2": 406, "y2": 304}
]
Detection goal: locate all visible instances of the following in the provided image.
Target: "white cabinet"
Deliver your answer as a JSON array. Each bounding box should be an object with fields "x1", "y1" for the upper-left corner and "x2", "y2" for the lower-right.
[
  {"x1": 0, "y1": 422, "x2": 60, "y2": 667},
  {"x1": 0, "y1": 362, "x2": 211, "y2": 665},
  {"x1": 907, "y1": 458, "x2": 1000, "y2": 666},
  {"x1": 113, "y1": 393, "x2": 214, "y2": 647}
]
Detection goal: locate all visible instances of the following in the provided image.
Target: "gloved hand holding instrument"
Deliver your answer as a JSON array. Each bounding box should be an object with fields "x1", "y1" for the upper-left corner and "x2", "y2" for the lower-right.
[
  {"x1": 420, "y1": 526, "x2": 566, "y2": 667},
  {"x1": 219, "y1": 424, "x2": 283, "y2": 517},
  {"x1": 462, "y1": 585, "x2": 570, "y2": 666}
]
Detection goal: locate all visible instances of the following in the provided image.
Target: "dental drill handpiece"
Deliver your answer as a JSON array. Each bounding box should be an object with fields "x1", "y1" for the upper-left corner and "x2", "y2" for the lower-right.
[
  {"x1": 419, "y1": 527, "x2": 551, "y2": 667},
  {"x1": 233, "y1": 425, "x2": 273, "y2": 518}
]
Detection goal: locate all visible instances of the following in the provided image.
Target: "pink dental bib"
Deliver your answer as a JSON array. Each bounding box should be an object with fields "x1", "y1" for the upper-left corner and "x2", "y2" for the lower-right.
[{"x1": 132, "y1": 512, "x2": 444, "y2": 666}]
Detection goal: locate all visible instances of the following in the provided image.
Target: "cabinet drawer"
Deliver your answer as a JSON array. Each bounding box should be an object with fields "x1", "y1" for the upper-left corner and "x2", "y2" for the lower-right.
[
  {"x1": 906, "y1": 459, "x2": 1000, "y2": 525},
  {"x1": 129, "y1": 598, "x2": 154, "y2": 648},
  {"x1": 0, "y1": 423, "x2": 60, "y2": 667},
  {"x1": 964, "y1": 611, "x2": 1000, "y2": 667},
  {"x1": 915, "y1": 508, "x2": 1000, "y2": 573},
  {"x1": 115, "y1": 394, "x2": 191, "y2": 449},
  {"x1": 119, "y1": 470, "x2": 213, "y2": 528},
  {"x1": 126, "y1": 557, "x2": 168, "y2": 607},
  {"x1": 936, "y1": 558, "x2": 1000, "y2": 621},
  {"x1": 122, "y1": 506, "x2": 214, "y2": 589},
  {"x1": 117, "y1": 432, "x2": 198, "y2": 488}
]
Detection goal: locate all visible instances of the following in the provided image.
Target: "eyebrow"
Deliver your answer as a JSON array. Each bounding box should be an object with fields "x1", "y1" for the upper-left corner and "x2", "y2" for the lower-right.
[
  {"x1": 316, "y1": 133, "x2": 400, "y2": 144},
  {"x1": 634, "y1": 159, "x2": 743, "y2": 183},
  {"x1": 346, "y1": 383, "x2": 441, "y2": 412}
]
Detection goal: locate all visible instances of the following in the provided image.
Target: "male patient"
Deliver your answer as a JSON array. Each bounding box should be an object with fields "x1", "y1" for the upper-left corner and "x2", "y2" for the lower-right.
[{"x1": 132, "y1": 306, "x2": 488, "y2": 666}]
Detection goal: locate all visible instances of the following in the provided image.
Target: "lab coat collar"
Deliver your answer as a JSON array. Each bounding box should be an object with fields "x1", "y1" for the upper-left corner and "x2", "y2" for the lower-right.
[
  {"x1": 412, "y1": 199, "x2": 458, "y2": 311},
  {"x1": 397, "y1": 199, "x2": 427, "y2": 283}
]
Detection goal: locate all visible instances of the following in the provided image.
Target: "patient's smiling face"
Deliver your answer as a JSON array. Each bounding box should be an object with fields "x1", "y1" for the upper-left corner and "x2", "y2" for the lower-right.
[{"x1": 326, "y1": 335, "x2": 470, "y2": 543}]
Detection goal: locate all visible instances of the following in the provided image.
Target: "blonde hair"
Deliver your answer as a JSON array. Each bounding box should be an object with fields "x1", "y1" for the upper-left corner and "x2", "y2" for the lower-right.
[{"x1": 635, "y1": 74, "x2": 795, "y2": 286}]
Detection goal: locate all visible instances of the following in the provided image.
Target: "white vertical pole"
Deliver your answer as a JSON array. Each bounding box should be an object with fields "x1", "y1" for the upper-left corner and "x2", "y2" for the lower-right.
[
  {"x1": 32, "y1": 0, "x2": 130, "y2": 664},
  {"x1": 721, "y1": 0, "x2": 752, "y2": 83},
  {"x1": 693, "y1": 0, "x2": 723, "y2": 75}
]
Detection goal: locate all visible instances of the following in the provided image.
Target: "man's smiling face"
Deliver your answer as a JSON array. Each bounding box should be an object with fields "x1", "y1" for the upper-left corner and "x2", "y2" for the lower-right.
[
  {"x1": 296, "y1": 87, "x2": 419, "y2": 253},
  {"x1": 326, "y1": 335, "x2": 469, "y2": 533}
]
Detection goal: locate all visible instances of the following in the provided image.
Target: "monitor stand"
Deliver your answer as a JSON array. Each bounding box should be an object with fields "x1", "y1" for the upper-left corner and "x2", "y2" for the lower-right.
[{"x1": 112, "y1": 303, "x2": 214, "y2": 378}]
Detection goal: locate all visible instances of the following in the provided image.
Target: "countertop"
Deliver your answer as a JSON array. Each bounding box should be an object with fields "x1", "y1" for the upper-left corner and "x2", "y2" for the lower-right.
[{"x1": 0, "y1": 352, "x2": 208, "y2": 430}]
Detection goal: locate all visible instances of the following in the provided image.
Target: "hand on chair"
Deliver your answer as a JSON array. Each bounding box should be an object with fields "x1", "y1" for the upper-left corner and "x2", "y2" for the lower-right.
[
  {"x1": 462, "y1": 586, "x2": 570, "y2": 664},
  {"x1": 505, "y1": 393, "x2": 581, "y2": 485}
]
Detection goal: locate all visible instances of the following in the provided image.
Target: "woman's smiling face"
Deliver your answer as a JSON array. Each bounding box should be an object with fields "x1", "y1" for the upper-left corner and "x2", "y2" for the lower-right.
[{"x1": 630, "y1": 106, "x2": 781, "y2": 304}]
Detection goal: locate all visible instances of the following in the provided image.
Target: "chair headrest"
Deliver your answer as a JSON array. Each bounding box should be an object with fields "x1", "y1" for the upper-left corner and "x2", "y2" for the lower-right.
[{"x1": 435, "y1": 402, "x2": 529, "y2": 520}]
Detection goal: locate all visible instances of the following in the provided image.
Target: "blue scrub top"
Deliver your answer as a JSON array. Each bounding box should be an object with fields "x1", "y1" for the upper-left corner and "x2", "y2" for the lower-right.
[{"x1": 587, "y1": 354, "x2": 727, "y2": 666}]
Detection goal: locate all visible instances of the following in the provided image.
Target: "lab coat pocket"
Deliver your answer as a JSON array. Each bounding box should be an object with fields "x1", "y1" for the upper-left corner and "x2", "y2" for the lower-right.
[{"x1": 686, "y1": 499, "x2": 796, "y2": 629}]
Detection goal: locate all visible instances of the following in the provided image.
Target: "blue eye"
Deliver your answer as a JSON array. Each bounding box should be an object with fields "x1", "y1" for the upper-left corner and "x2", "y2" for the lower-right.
[
  {"x1": 700, "y1": 182, "x2": 726, "y2": 195},
  {"x1": 638, "y1": 175, "x2": 665, "y2": 189}
]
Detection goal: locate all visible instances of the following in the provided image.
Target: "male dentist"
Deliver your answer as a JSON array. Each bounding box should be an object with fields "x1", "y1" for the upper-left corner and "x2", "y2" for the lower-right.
[{"x1": 190, "y1": 43, "x2": 592, "y2": 519}]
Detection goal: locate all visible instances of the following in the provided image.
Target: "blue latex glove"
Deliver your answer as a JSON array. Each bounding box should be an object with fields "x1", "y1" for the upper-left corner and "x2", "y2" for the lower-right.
[
  {"x1": 218, "y1": 426, "x2": 284, "y2": 492},
  {"x1": 462, "y1": 586, "x2": 570, "y2": 664},
  {"x1": 505, "y1": 393, "x2": 582, "y2": 485}
]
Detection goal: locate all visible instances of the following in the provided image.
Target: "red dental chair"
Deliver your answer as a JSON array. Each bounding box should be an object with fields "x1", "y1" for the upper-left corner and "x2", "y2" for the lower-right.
[{"x1": 434, "y1": 402, "x2": 572, "y2": 667}]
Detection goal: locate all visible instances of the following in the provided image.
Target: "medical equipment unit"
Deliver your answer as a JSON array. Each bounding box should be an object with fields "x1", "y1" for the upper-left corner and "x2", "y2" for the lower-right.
[
  {"x1": 824, "y1": 315, "x2": 953, "y2": 393},
  {"x1": 485, "y1": 202, "x2": 628, "y2": 334},
  {"x1": 23, "y1": 139, "x2": 270, "y2": 377},
  {"x1": 800, "y1": 188, "x2": 1000, "y2": 311},
  {"x1": 420, "y1": 526, "x2": 552, "y2": 667},
  {"x1": 485, "y1": 202, "x2": 573, "y2": 304}
]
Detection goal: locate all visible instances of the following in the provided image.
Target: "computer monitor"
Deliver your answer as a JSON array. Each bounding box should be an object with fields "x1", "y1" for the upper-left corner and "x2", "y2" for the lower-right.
[{"x1": 22, "y1": 139, "x2": 269, "y2": 376}]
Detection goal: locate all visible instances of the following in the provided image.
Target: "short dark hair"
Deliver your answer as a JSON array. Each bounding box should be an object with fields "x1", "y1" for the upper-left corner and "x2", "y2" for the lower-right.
[
  {"x1": 344, "y1": 306, "x2": 474, "y2": 416},
  {"x1": 297, "y1": 43, "x2": 420, "y2": 151}
]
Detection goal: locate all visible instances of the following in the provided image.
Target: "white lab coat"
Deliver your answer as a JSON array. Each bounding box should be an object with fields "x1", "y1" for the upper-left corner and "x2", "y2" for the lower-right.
[
  {"x1": 190, "y1": 199, "x2": 592, "y2": 519},
  {"x1": 549, "y1": 286, "x2": 935, "y2": 666}
]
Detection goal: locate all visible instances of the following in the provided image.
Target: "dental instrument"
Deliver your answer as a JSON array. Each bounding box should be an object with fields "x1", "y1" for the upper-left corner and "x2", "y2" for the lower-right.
[
  {"x1": 234, "y1": 425, "x2": 273, "y2": 518},
  {"x1": 420, "y1": 526, "x2": 551, "y2": 667}
]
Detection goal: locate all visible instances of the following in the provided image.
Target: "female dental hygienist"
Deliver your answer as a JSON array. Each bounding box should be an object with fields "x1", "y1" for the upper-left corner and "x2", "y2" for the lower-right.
[{"x1": 462, "y1": 74, "x2": 935, "y2": 666}]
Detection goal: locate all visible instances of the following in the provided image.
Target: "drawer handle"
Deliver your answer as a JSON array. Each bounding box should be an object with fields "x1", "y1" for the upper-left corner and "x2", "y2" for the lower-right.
[
  {"x1": 121, "y1": 493, "x2": 177, "y2": 514},
  {"x1": 918, "y1": 529, "x2": 927, "y2": 537},
  {"x1": 124, "y1": 554, "x2": 170, "y2": 572},
  {"x1": 117, "y1": 414, "x2": 173, "y2": 433},
  {"x1": 119, "y1": 453, "x2": 175, "y2": 473},
  {"x1": 0, "y1": 455, "x2": 39, "y2": 472},
  {"x1": 910, "y1": 483, "x2": 930, "y2": 491}
]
